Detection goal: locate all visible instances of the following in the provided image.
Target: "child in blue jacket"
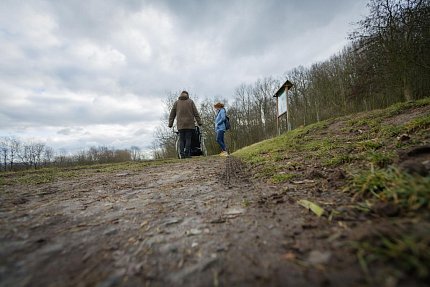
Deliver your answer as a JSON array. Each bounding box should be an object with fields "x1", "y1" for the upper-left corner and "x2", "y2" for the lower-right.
[{"x1": 214, "y1": 102, "x2": 228, "y2": 156}]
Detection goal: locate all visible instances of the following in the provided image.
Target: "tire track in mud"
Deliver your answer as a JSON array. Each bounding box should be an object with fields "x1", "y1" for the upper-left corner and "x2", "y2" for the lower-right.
[{"x1": 1, "y1": 156, "x2": 362, "y2": 287}]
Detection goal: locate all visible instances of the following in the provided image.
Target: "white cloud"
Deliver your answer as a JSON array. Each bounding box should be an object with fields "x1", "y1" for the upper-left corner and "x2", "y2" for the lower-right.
[
  {"x1": 0, "y1": 0, "x2": 369, "y2": 154},
  {"x1": 0, "y1": 2, "x2": 60, "y2": 49},
  {"x1": 69, "y1": 42, "x2": 126, "y2": 70}
]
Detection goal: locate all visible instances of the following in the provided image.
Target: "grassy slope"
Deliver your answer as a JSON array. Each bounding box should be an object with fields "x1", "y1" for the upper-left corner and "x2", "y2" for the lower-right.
[{"x1": 234, "y1": 98, "x2": 430, "y2": 281}]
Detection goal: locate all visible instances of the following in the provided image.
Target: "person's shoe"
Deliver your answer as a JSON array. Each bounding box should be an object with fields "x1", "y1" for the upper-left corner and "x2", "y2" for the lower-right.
[{"x1": 220, "y1": 151, "x2": 229, "y2": 157}]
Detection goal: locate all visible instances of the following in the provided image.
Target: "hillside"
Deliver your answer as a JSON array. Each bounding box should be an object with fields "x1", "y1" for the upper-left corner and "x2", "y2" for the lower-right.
[
  {"x1": 0, "y1": 98, "x2": 429, "y2": 286},
  {"x1": 233, "y1": 97, "x2": 430, "y2": 284}
]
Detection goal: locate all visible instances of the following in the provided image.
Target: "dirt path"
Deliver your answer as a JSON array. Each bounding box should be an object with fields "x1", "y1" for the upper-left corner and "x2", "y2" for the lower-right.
[{"x1": 1, "y1": 156, "x2": 365, "y2": 287}]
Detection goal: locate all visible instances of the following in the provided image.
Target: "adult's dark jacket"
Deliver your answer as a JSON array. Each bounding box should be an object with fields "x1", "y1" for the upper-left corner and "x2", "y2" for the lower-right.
[{"x1": 168, "y1": 94, "x2": 202, "y2": 130}]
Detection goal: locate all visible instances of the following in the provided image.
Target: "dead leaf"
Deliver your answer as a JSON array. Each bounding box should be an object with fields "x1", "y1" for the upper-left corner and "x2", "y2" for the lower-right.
[
  {"x1": 281, "y1": 252, "x2": 296, "y2": 261},
  {"x1": 297, "y1": 199, "x2": 325, "y2": 217},
  {"x1": 186, "y1": 228, "x2": 202, "y2": 236},
  {"x1": 292, "y1": 179, "x2": 315, "y2": 184},
  {"x1": 307, "y1": 250, "x2": 331, "y2": 265}
]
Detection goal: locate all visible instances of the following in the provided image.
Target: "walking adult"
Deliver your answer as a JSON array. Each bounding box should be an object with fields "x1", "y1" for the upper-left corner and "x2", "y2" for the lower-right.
[
  {"x1": 214, "y1": 102, "x2": 228, "y2": 157},
  {"x1": 168, "y1": 91, "x2": 202, "y2": 159}
]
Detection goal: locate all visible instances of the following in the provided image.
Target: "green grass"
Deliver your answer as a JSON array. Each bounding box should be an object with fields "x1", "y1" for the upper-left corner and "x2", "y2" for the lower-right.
[
  {"x1": 271, "y1": 173, "x2": 296, "y2": 183},
  {"x1": 234, "y1": 120, "x2": 330, "y2": 162},
  {"x1": 355, "y1": 232, "x2": 430, "y2": 280},
  {"x1": 379, "y1": 125, "x2": 404, "y2": 137},
  {"x1": 384, "y1": 97, "x2": 430, "y2": 116},
  {"x1": 348, "y1": 167, "x2": 430, "y2": 211},
  {"x1": 345, "y1": 98, "x2": 430, "y2": 138},
  {"x1": 0, "y1": 159, "x2": 181, "y2": 186},
  {"x1": 0, "y1": 167, "x2": 78, "y2": 186},
  {"x1": 324, "y1": 154, "x2": 356, "y2": 167},
  {"x1": 366, "y1": 151, "x2": 395, "y2": 168},
  {"x1": 233, "y1": 98, "x2": 430, "y2": 281},
  {"x1": 356, "y1": 139, "x2": 383, "y2": 151},
  {"x1": 378, "y1": 114, "x2": 430, "y2": 138},
  {"x1": 255, "y1": 165, "x2": 280, "y2": 178},
  {"x1": 242, "y1": 198, "x2": 251, "y2": 207},
  {"x1": 234, "y1": 98, "x2": 429, "y2": 185},
  {"x1": 233, "y1": 120, "x2": 334, "y2": 182},
  {"x1": 405, "y1": 114, "x2": 430, "y2": 133}
]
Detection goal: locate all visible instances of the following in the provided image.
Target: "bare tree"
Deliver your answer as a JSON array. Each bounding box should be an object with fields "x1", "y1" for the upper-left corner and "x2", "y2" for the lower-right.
[
  {"x1": 0, "y1": 138, "x2": 8, "y2": 171},
  {"x1": 114, "y1": 149, "x2": 132, "y2": 162},
  {"x1": 8, "y1": 138, "x2": 20, "y2": 171},
  {"x1": 43, "y1": 146, "x2": 55, "y2": 166},
  {"x1": 130, "y1": 146, "x2": 141, "y2": 161},
  {"x1": 350, "y1": 0, "x2": 430, "y2": 101}
]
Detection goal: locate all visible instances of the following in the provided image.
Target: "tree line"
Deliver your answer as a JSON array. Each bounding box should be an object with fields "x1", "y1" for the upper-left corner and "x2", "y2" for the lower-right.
[
  {"x1": 152, "y1": 0, "x2": 430, "y2": 158},
  {"x1": 0, "y1": 137, "x2": 145, "y2": 172}
]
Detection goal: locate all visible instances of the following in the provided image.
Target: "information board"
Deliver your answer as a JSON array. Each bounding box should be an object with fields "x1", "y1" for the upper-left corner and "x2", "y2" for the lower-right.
[{"x1": 278, "y1": 89, "x2": 287, "y2": 117}]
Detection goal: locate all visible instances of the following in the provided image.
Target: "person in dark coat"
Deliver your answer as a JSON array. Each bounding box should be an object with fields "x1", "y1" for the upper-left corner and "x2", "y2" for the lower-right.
[{"x1": 168, "y1": 91, "x2": 202, "y2": 158}]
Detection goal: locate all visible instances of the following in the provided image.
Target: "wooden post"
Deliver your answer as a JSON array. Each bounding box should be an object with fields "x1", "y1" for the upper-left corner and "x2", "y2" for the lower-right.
[{"x1": 276, "y1": 96, "x2": 280, "y2": 135}]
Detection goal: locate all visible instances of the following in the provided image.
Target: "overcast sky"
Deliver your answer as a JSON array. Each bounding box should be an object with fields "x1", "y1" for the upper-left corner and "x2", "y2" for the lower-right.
[{"x1": 0, "y1": 0, "x2": 368, "y2": 155}]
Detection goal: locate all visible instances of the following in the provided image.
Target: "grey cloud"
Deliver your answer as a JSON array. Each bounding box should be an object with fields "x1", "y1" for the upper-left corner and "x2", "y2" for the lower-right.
[
  {"x1": 57, "y1": 127, "x2": 85, "y2": 136},
  {"x1": 132, "y1": 125, "x2": 160, "y2": 137},
  {"x1": 152, "y1": 0, "x2": 364, "y2": 57},
  {"x1": 0, "y1": 0, "x2": 369, "y2": 153},
  {"x1": 0, "y1": 91, "x2": 161, "y2": 129}
]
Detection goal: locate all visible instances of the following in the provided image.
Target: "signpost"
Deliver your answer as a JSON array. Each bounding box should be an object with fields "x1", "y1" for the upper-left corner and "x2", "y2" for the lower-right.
[
  {"x1": 278, "y1": 89, "x2": 288, "y2": 117},
  {"x1": 273, "y1": 80, "x2": 293, "y2": 135}
]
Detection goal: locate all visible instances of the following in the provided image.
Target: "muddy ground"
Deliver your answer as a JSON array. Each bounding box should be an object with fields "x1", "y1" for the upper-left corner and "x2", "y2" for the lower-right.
[{"x1": 0, "y1": 155, "x2": 423, "y2": 287}]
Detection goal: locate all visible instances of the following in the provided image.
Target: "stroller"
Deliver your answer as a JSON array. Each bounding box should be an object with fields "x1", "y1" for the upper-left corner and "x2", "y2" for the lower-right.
[{"x1": 175, "y1": 126, "x2": 207, "y2": 158}]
